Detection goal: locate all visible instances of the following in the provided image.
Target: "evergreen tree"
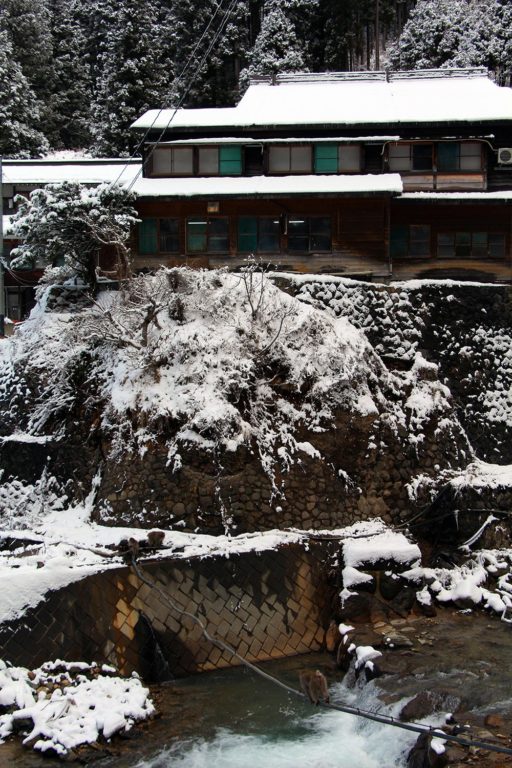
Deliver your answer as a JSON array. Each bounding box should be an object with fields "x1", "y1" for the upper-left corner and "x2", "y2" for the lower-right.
[
  {"x1": 0, "y1": 0, "x2": 56, "y2": 145},
  {"x1": 387, "y1": 0, "x2": 512, "y2": 78},
  {"x1": 165, "y1": 0, "x2": 252, "y2": 107},
  {"x1": 90, "y1": 0, "x2": 173, "y2": 156},
  {"x1": 49, "y1": 0, "x2": 92, "y2": 149},
  {"x1": 239, "y1": 0, "x2": 308, "y2": 88},
  {"x1": 0, "y1": 28, "x2": 50, "y2": 157},
  {"x1": 10, "y1": 182, "x2": 138, "y2": 289}
]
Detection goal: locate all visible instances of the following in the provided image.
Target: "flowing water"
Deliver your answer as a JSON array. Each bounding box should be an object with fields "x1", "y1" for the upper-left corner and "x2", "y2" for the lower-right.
[
  {"x1": 124, "y1": 654, "x2": 417, "y2": 768},
  {"x1": 5, "y1": 610, "x2": 512, "y2": 767},
  {"x1": 109, "y1": 611, "x2": 512, "y2": 768}
]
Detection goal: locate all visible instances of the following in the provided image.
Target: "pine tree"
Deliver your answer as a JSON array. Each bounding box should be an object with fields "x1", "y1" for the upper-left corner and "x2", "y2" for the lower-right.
[
  {"x1": 49, "y1": 0, "x2": 93, "y2": 150},
  {"x1": 0, "y1": 0, "x2": 56, "y2": 145},
  {"x1": 0, "y1": 28, "x2": 49, "y2": 157},
  {"x1": 90, "y1": 0, "x2": 173, "y2": 156},
  {"x1": 239, "y1": 0, "x2": 308, "y2": 88},
  {"x1": 387, "y1": 0, "x2": 512, "y2": 77},
  {"x1": 10, "y1": 182, "x2": 138, "y2": 289},
  {"x1": 165, "y1": 0, "x2": 252, "y2": 108}
]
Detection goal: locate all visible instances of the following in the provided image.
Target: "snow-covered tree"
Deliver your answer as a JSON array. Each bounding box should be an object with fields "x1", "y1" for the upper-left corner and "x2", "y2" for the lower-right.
[
  {"x1": 164, "y1": 0, "x2": 251, "y2": 108},
  {"x1": 49, "y1": 0, "x2": 93, "y2": 149},
  {"x1": 10, "y1": 182, "x2": 138, "y2": 290},
  {"x1": 0, "y1": 0, "x2": 56, "y2": 145},
  {"x1": 239, "y1": 0, "x2": 309, "y2": 89},
  {"x1": 0, "y1": 29, "x2": 50, "y2": 157},
  {"x1": 387, "y1": 0, "x2": 512, "y2": 79},
  {"x1": 90, "y1": 0, "x2": 173, "y2": 156}
]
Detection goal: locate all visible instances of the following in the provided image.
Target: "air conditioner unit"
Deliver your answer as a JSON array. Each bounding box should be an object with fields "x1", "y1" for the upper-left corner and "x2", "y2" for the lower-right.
[{"x1": 498, "y1": 147, "x2": 512, "y2": 165}]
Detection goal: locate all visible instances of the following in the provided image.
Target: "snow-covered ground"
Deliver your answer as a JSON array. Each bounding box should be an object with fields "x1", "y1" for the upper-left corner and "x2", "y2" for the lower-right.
[{"x1": 0, "y1": 659, "x2": 154, "y2": 756}]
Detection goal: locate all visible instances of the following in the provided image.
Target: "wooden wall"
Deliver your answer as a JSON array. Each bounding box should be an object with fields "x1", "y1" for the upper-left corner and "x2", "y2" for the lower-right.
[
  {"x1": 391, "y1": 200, "x2": 512, "y2": 282},
  {"x1": 134, "y1": 196, "x2": 391, "y2": 278}
]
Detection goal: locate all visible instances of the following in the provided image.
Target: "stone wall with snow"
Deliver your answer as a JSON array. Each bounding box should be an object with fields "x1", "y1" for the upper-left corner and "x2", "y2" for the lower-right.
[
  {"x1": 0, "y1": 269, "x2": 472, "y2": 534},
  {"x1": 283, "y1": 275, "x2": 512, "y2": 463}
]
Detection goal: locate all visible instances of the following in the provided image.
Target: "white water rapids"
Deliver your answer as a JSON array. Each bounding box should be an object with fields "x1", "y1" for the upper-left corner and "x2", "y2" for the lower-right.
[{"x1": 138, "y1": 677, "x2": 423, "y2": 768}]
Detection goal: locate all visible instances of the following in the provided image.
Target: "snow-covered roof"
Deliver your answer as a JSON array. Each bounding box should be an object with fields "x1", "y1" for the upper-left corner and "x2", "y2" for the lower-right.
[
  {"x1": 132, "y1": 173, "x2": 403, "y2": 198},
  {"x1": 131, "y1": 69, "x2": 512, "y2": 132},
  {"x1": 401, "y1": 191, "x2": 512, "y2": 201},
  {"x1": 2, "y1": 160, "x2": 141, "y2": 187},
  {"x1": 153, "y1": 135, "x2": 401, "y2": 145}
]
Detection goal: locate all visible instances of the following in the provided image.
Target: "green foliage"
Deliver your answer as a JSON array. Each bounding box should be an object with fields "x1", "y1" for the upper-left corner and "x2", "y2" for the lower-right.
[{"x1": 9, "y1": 182, "x2": 138, "y2": 290}]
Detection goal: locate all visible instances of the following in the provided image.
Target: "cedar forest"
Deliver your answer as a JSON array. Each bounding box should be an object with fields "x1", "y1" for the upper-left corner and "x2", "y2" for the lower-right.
[{"x1": 1, "y1": 0, "x2": 512, "y2": 160}]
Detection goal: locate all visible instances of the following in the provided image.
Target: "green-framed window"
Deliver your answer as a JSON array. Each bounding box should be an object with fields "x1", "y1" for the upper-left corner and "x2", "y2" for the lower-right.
[
  {"x1": 314, "y1": 144, "x2": 362, "y2": 173},
  {"x1": 219, "y1": 145, "x2": 242, "y2": 175},
  {"x1": 138, "y1": 218, "x2": 180, "y2": 254},
  {"x1": 187, "y1": 217, "x2": 229, "y2": 252},
  {"x1": 139, "y1": 219, "x2": 158, "y2": 254},
  {"x1": 238, "y1": 217, "x2": 280, "y2": 252},
  {"x1": 438, "y1": 142, "x2": 482, "y2": 171},
  {"x1": 314, "y1": 144, "x2": 338, "y2": 173}
]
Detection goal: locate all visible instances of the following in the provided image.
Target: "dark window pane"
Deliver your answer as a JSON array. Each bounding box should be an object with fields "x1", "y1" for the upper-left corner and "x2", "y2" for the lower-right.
[
  {"x1": 258, "y1": 218, "x2": 280, "y2": 251},
  {"x1": 409, "y1": 225, "x2": 430, "y2": 257},
  {"x1": 391, "y1": 226, "x2": 408, "y2": 258},
  {"x1": 159, "y1": 219, "x2": 179, "y2": 252},
  {"x1": 288, "y1": 236, "x2": 309, "y2": 252},
  {"x1": 208, "y1": 218, "x2": 229, "y2": 251},
  {"x1": 288, "y1": 218, "x2": 308, "y2": 235},
  {"x1": 288, "y1": 217, "x2": 308, "y2": 250},
  {"x1": 489, "y1": 234, "x2": 505, "y2": 259},
  {"x1": 311, "y1": 234, "x2": 331, "y2": 250},
  {"x1": 437, "y1": 143, "x2": 459, "y2": 171},
  {"x1": 310, "y1": 217, "x2": 331, "y2": 250},
  {"x1": 238, "y1": 217, "x2": 257, "y2": 252},
  {"x1": 244, "y1": 146, "x2": 264, "y2": 175},
  {"x1": 412, "y1": 144, "x2": 433, "y2": 171}
]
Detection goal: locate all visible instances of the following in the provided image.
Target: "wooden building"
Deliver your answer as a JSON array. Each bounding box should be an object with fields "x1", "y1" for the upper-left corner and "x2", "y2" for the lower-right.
[
  {"x1": 131, "y1": 68, "x2": 512, "y2": 282},
  {"x1": 2, "y1": 68, "x2": 512, "y2": 316}
]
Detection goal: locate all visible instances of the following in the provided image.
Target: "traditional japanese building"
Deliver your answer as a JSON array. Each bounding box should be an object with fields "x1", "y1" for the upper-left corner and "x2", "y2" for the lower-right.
[
  {"x1": 130, "y1": 68, "x2": 512, "y2": 282},
  {"x1": 3, "y1": 67, "x2": 512, "y2": 322}
]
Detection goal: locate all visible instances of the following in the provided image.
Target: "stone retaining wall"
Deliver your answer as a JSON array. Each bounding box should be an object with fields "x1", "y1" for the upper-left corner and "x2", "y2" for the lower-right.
[{"x1": 0, "y1": 543, "x2": 334, "y2": 679}]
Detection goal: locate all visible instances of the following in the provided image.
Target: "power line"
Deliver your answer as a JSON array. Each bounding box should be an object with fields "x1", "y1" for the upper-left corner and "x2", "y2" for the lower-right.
[
  {"x1": 131, "y1": 559, "x2": 512, "y2": 758},
  {"x1": 126, "y1": 0, "x2": 239, "y2": 193},
  {"x1": 112, "y1": 0, "x2": 238, "y2": 190}
]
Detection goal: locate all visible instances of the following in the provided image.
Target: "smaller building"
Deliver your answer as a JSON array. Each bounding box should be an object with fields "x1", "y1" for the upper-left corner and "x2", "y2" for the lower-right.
[{"x1": 1, "y1": 159, "x2": 140, "y2": 320}]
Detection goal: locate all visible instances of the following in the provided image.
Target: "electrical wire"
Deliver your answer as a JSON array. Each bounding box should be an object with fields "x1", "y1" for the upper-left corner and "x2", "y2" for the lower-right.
[
  {"x1": 112, "y1": 0, "x2": 238, "y2": 190},
  {"x1": 130, "y1": 559, "x2": 512, "y2": 757},
  {"x1": 126, "y1": 0, "x2": 239, "y2": 193}
]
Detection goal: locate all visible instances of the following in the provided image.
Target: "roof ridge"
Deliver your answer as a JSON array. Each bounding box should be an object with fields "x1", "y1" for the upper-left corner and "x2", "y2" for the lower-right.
[{"x1": 247, "y1": 68, "x2": 490, "y2": 86}]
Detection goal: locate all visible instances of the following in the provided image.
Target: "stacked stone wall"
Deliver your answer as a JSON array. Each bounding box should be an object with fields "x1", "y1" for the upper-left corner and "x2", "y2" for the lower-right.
[{"x1": 0, "y1": 543, "x2": 334, "y2": 679}]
